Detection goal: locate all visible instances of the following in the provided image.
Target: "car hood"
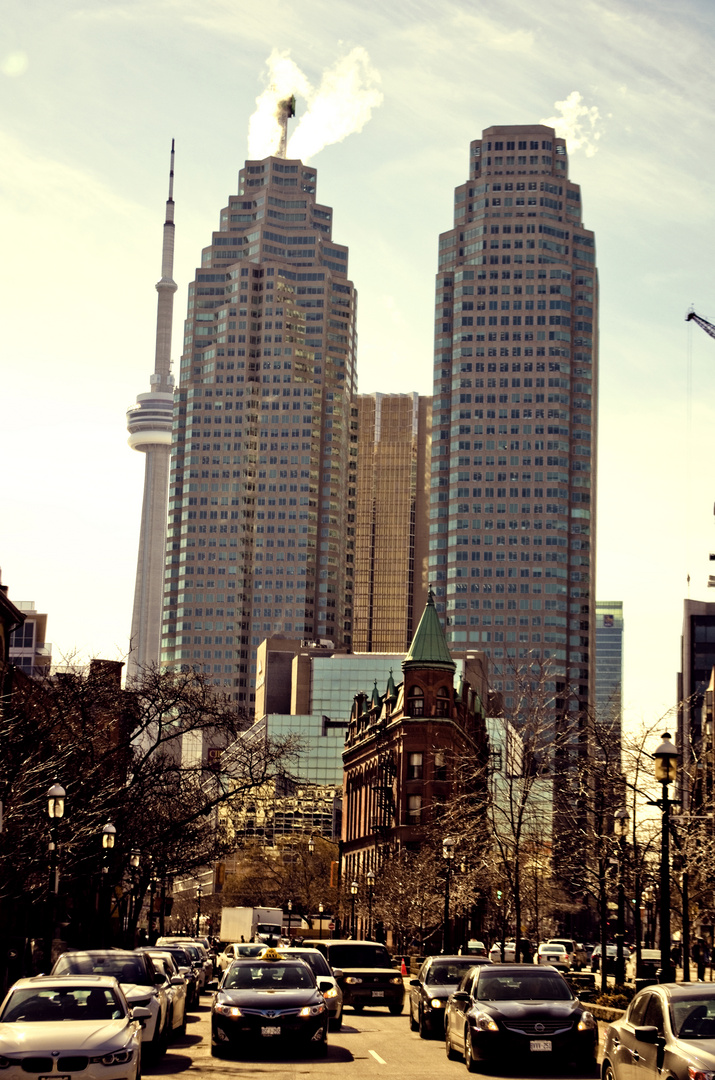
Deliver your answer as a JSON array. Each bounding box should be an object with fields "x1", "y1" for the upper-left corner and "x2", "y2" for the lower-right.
[
  {"x1": 218, "y1": 989, "x2": 321, "y2": 1011},
  {"x1": 0, "y1": 1020, "x2": 130, "y2": 1052},
  {"x1": 478, "y1": 1000, "x2": 580, "y2": 1021}
]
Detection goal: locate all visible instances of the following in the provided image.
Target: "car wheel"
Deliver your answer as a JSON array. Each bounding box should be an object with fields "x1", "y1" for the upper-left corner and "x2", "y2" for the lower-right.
[
  {"x1": 602, "y1": 1060, "x2": 616, "y2": 1080},
  {"x1": 210, "y1": 1044, "x2": 225, "y2": 1059},
  {"x1": 445, "y1": 1020, "x2": 459, "y2": 1060},
  {"x1": 329, "y1": 1011, "x2": 343, "y2": 1032},
  {"x1": 418, "y1": 1007, "x2": 429, "y2": 1038},
  {"x1": 410, "y1": 1001, "x2": 419, "y2": 1032},
  {"x1": 353, "y1": 1004, "x2": 364, "y2": 1013},
  {"x1": 313, "y1": 1034, "x2": 329, "y2": 1057},
  {"x1": 389, "y1": 1002, "x2": 404, "y2": 1016},
  {"x1": 464, "y1": 1028, "x2": 479, "y2": 1073}
]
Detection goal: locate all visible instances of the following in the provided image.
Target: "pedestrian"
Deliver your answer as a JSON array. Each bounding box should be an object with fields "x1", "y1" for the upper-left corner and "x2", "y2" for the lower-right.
[{"x1": 693, "y1": 938, "x2": 706, "y2": 981}]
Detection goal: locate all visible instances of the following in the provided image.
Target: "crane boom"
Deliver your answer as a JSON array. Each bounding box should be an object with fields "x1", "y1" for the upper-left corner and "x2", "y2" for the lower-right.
[{"x1": 686, "y1": 309, "x2": 715, "y2": 341}]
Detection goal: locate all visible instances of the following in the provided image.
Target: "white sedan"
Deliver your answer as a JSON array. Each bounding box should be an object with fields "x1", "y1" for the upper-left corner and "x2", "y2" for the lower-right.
[
  {"x1": 489, "y1": 941, "x2": 516, "y2": 963},
  {"x1": 0, "y1": 975, "x2": 150, "y2": 1080},
  {"x1": 537, "y1": 943, "x2": 571, "y2": 970}
]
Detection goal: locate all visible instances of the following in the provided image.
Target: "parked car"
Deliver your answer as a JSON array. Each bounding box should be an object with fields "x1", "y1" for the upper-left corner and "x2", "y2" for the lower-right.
[
  {"x1": 488, "y1": 941, "x2": 516, "y2": 963},
  {"x1": 626, "y1": 948, "x2": 661, "y2": 982},
  {"x1": 0, "y1": 975, "x2": 149, "y2": 1080},
  {"x1": 602, "y1": 982, "x2": 715, "y2": 1080},
  {"x1": 137, "y1": 950, "x2": 187, "y2": 1038},
  {"x1": 142, "y1": 944, "x2": 199, "y2": 1009},
  {"x1": 444, "y1": 962, "x2": 597, "y2": 1071},
  {"x1": 463, "y1": 940, "x2": 488, "y2": 957},
  {"x1": 50, "y1": 950, "x2": 169, "y2": 1058},
  {"x1": 409, "y1": 956, "x2": 491, "y2": 1038},
  {"x1": 156, "y1": 939, "x2": 211, "y2": 993},
  {"x1": 591, "y1": 943, "x2": 619, "y2": 974},
  {"x1": 302, "y1": 940, "x2": 404, "y2": 1015},
  {"x1": 537, "y1": 943, "x2": 571, "y2": 971},
  {"x1": 544, "y1": 939, "x2": 587, "y2": 970}
]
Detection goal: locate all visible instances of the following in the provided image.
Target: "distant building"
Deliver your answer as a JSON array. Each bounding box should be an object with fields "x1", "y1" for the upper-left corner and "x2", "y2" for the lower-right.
[
  {"x1": 8, "y1": 600, "x2": 51, "y2": 677},
  {"x1": 678, "y1": 599, "x2": 715, "y2": 810},
  {"x1": 0, "y1": 577, "x2": 25, "y2": 689},
  {"x1": 594, "y1": 600, "x2": 623, "y2": 761},
  {"x1": 353, "y1": 393, "x2": 431, "y2": 653}
]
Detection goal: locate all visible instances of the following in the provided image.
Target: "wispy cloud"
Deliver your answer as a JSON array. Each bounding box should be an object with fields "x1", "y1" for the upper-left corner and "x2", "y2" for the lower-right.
[{"x1": 540, "y1": 91, "x2": 602, "y2": 156}]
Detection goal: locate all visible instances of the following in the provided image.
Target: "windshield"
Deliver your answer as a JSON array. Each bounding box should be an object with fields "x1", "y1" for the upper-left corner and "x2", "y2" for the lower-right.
[
  {"x1": 224, "y1": 963, "x2": 315, "y2": 990},
  {"x1": 477, "y1": 973, "x2": 573, "y2": 1001},
  {"x1": 427, "y1": 961, "x2": 479, "y2": 985},
  {"x1": 53, "y1": 953, "x2": 152, "y2": 987},
  {"x1": 1, "y1": 986, "x2": 124, "y2": 1023},
  {"x1": 328, "y1": 945, "x2": 393, "y2": 969},
  {"x1": 256, "y1": 924, "x2": 281, "y2": 935},
  {"x1": 672, "y1": 998, "x2": 715, "y2": 1038}
]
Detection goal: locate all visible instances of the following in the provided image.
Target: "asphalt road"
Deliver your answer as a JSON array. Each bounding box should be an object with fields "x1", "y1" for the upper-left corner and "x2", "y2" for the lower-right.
[{"x1": 145, "y1": 990, "x2": 607, "y2": 1080}]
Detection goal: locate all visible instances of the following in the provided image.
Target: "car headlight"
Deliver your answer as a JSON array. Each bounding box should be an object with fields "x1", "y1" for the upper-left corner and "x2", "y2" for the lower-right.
[
  {"x1": 90, "y1": 1050, "x2": 134, "y2": 1066},
  {"x1": 214, "y1": 1003, "x2": 243, "y2": 1018},
  {"x1": 578, "y1": 1011, "x2": 596, "y2": 1031},
  {"x1": 299, "y1": 1003, "x2": 326, "y2": 1017},
  {"x1": 322, "y1": 987, "x2": 338, "y2": 999},
  {"x1": 345, "y1": 976, "x2": 363, "y2": 984},
  {"x1": 430, "y1": 998, "x2": 445, "y2": 1009},
  {"x1": 689, "y1": 1069, "x2": 715, "y2": 1080},
  {"x1": 390, "y1": 977, "x2": 403, "y2": 985},
  {"x1": 474, "y1": 1011, "x2": 499, "y2": 1032}
]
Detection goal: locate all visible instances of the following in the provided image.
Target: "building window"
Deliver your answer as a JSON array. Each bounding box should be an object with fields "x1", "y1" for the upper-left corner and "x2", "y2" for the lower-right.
[
  {"x1": 434, "y1": 751, "x2": 447, "y2": 782},
  {"x1": 435, "y1": 686, "x2": 451, "y2": 717},
  {"x1": 407, "y1": 795, "x2": 422, "y2": 824},
  {"x1": 408, "y1": 685, "x2": 424, "y2": 717},
  {"x1": 408, "y1": 752, "x2": 423, "y2": 780}
]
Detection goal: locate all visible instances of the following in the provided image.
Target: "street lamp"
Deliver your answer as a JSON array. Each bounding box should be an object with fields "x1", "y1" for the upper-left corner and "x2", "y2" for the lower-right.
[
  {"x1": 654, "y1": 731, "x2": 678, "y2": 982},
  {"x1": 308, "y1": 836, "x2": 315, "y2": 855},
  {"x1": 196, "y1": 883, "x2": 202, "y2": 937},
  {"x1": 442, "y1": 836, "x2": 455, "y2": 954},
  {"x1": 287, "y1": 898, "x2": 293, "y2": 941},
  {"x1": 101, "y1": 823, "x2": 116, "y2": 874},
  {"x1": 46, "y1": 781, "x2": 66, "y2": 967},
  {"x1": 350, "y1": 881, "x2": 358, "y2": 939},
  {"x1": 366, "y1": 869, "x2": 375, "y2": 940},
  {"x1": 614, "y1": 807, "x2": 630, "y2": 985},
  {"x1": 318, "y1": 901, "x2": 324, "y2": 934}
]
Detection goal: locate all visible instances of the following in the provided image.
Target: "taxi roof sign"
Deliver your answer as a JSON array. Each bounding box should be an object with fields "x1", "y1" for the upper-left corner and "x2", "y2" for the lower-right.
[{"x1": 258, "y1": 947, "x2": 281, "y2": 962}]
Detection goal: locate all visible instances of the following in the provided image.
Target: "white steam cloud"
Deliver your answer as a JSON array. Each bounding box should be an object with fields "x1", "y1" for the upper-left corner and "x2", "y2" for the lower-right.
[
  {"x1": 540, "y1": 91, "x2": 602, "y2": 157},
  {"x1": 247, "y1": 48, "x2": 383, "y2": 163}
]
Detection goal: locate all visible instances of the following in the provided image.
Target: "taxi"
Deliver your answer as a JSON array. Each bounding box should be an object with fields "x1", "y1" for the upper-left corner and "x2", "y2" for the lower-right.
[{"x1": 211, "y1": 947, "x2": 330, "y2": 1057}]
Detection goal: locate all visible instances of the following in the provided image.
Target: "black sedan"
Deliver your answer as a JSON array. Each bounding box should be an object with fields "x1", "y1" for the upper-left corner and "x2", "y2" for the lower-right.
[
  {"x1": 602, "y1": 982, "x2": 715, "y2": 1080},
  {"x1": 444, "y1": 963, "x2": 598, "y2": 1071},
  {"x1": 211, "y1": 949, "x2": 330, "y2": 1057},
  {"x1": 409, "y1": 956, "x2": 492, "y2": 1038}
]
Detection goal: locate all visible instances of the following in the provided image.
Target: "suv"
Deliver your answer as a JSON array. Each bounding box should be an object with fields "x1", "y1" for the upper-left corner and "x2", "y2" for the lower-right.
[{"x1": 302, "y1": 940, "x2": 404, "y2": 1015}]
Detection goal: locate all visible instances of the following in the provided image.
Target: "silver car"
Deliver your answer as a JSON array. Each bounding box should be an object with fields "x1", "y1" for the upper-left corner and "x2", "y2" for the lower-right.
[
  {"x1": 277, "y1": 947, "x2": 344, "y2": 1030},
  {"x1": 602, "y1": 982, "x2": 715, "y2": 1080}
]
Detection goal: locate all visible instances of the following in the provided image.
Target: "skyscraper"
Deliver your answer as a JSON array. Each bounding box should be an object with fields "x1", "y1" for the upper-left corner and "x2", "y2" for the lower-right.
[
  {"x1": 127, "y1": 143, "x2": 177, "y2": 679},
  {"x1": 677, "y1": 599, "x2": 715, "y2": 810},
  {"x1": 430, "y1": 123, "x2": 597, "y2": 729},
  {"x1": 595, "y1": 600, "x2": 623, "y2": 759},
  {"x1": 353, "y1": 393, "x2": 431, "y2": 653},
  {"x1": 160, "y1": 155, "x2": 357, "y2": 710}
]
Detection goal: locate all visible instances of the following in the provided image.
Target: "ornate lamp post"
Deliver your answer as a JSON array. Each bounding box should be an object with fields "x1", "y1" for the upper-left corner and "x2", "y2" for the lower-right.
[
  {"x1": 442, "y1": 836, "x2": 455, "y2": 954},
  {"x1": 350, "y1": 881, "x2": 358, "y2": 939},
  {"x1": 287, "y1": 898, "x2": 292, "y2": 941},
  {"x1": 654, "y1": 732, "x2": 678, "y2": 982},
  {"x1": 614, "y1": 807, "x2": 630, "y2": 985},
  {"x1": 308, "y1": 835, "x2": 315, "y2": 855},
  {"x1": 100, "y1": 823, "x2": 116, "y2": 945},
  {"x1": 46, "y1": 782, "x2": 66, "y2": 966},
  {"x1": 318, "y1": 901, "x2": 324, "y2": 934},
  {"x1": 195, "y1": 883, "x2": 203, "y2": 937},
  {"x1": 366, "y1": 869, "x2": 375, "y2": 940}
]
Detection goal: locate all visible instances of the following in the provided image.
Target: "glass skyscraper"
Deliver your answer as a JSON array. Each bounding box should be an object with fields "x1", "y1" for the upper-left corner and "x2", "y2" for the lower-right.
[
  {"x1": 429, "y1": 123, "x2": 597, "y2": 726},
  {"x1": 160, "y1": 155, "x2": 357, "y2": 709}
]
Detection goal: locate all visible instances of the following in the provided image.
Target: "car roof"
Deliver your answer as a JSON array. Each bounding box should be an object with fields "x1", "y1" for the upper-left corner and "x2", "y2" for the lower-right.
[
  {"x1": 9, "y1": 975, "x2": 121, "y2": 989},
  {"x1": 655, "y1": 984, "x2": 715, "y2": 1000},
  {"x1": 481, "y1": 964, "x2": 565, "y2": 976}
]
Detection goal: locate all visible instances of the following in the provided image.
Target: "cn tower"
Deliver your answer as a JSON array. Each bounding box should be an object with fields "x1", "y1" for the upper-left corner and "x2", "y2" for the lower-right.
[{"x1": 126, "y1": 141, "x2": 177, "y2": 679}]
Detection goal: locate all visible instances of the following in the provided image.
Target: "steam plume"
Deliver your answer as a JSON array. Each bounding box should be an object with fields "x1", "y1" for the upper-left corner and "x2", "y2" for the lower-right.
[
  {"x1": 247, "y1": 48, "x2": 383, "y2": 163},
  {"x1": 540, "y1": 91, "x2": 602, "y2": 157}
]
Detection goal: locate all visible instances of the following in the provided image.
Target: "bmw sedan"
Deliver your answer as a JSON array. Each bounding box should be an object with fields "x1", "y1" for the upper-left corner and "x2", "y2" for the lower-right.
[
  {"x1": 409, "y1": 956, "x2": 492, "y2": 1038},
  {"x1": 0, "y1": 976, "x2": 150, "y2": 1080},
  {"x1": 444, "y1": 963, "x2": 598, "y2": 1071},
  {"x1": 211, "y1": 948, "x2": 330, "y2": 1057},
  {"x1": 602, "y1": 982, "x2": 715, "y2": 1080}
]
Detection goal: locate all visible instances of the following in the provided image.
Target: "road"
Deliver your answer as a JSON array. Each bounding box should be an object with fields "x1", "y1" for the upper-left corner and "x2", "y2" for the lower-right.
[{"x1": 146, "y1": 991, "x2": 607, "y2": 1080}]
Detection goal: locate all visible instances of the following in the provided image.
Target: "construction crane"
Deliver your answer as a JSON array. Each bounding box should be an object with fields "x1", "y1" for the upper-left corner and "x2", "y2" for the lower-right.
[{"x1": 686, "y1": 309, "x2": 715, "y2": 340}]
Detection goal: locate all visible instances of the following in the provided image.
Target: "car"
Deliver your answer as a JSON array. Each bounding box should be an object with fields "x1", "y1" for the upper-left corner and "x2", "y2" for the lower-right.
[
  {"x1": 216, "y1": 942, "x2": 265, "y2": 972},
  {"x1": 156, "y1": 939, "x2": 210, "y2": 993},
  {"x1": 463, "y1": 941, "x2": 488, "y2": 958},
  {"x1": 156, "y1": 938, "x2": 215, "y2": 990},
  {"x1": 137, "y1": 950, "x2": 187, "y2": 1038},
  {"x1": 211, "y1": 948, "x2": 330, "y2": 1057},
  {"x1": 0, "y1": 975, "x2": 150, "y2": 1080},
  {"x1": 51, "y1": 950, "x2": 170, "y2": 1057},
  {"x1": 626, "y1": 948, "x2": 661, "y2": 982},
  {"x1": 277, "y1": 947, "x2": 344, "y2": 1031},
  {"x1": 444, "y1": 962, "x2": 598, "y2": 1072},
  {"x1": 409, "y1": 956, "x2": 492, "y2": 1038},
  {"x1": 488, "y1": 941, "x2": 516, "y2": 963},
  {"x1": 544, "y1": 938, "x2": 586, "y2": 970},
  {"x1": 142, "y1": 944, "x2": 200, "y2": 1008},
  {"x1": 601, "y1": 982, "x2": 715, "y2": 1080},
  {"x1": 537, "y1": 942, "x2": 571, "y2": 970},
  {"x1": 302, "y1": 939, "x2": 405, "y2": 1015},
  {"x1": 591, "y1": 943, "x2": 618, "y2": 974}
]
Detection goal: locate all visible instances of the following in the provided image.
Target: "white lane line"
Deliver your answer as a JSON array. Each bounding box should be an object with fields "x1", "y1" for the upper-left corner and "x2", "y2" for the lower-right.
[{"x1": 369, "y1": 1050, "x2": 386, "y2": 1064}]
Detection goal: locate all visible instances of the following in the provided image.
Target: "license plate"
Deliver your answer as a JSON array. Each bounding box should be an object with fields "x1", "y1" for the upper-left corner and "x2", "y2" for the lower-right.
[
  {"x1": 261, "y1": 1025, "x2": 281, "y2": 1036},
  {"x1": 530, "y1": 1040, "x2": 552, "y2": 1052},
  {"x1": 372, "y1": 991, "x2": 384, "y2": 998},
  {"x1": 40, "y1": 1076, "x2": 70, "y2": 1080}
]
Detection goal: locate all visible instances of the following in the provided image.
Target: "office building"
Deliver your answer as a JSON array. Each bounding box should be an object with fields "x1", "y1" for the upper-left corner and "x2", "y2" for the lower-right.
[
  {"x1": 594, "y1": 600, "x2": 623, "y2": 760},
  {"x1": 353, "y1": 393, "x2": 432, "y2": 653},
  {"x1": 430, "y1": 123, "x2": 597, "y2": 729},
  {"x1": 160, "y1": 154, "x2": 357, "y2": 709},
  {"x1": 127, "y1": 143, "x2": 178, "y2": 679},
  {"x1": 8, "y1": 600, "x2": 51, "y2": 677},
  {"x1": 677, "y1": 599, "x2": 715, "y2": 810}
]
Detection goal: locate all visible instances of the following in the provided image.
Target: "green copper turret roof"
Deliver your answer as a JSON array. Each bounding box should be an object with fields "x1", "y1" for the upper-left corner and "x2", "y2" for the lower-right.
[
  {"x1": 371, "y1": 679, "x2": 382, "y2": 709},
  {"x1": 386, "y1": 668, "x2": 398, "y2": 704},
  {"x1": 402, "y1": 589, "x2": 456, "y2": 673}
]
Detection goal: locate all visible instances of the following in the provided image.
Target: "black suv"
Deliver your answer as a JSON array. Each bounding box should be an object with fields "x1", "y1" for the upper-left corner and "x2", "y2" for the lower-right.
[{"x1": 302, "y1": 940, "x2": 404, "y2": 1015}]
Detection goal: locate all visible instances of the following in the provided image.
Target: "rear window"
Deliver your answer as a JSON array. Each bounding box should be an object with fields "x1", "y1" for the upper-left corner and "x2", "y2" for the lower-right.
[
  {"x1": 326, "y1": 945, "x2": 394, "y2": 969},
  {"x1": 426, "y1": 960, "x2": 479, "y2": 985},
  {"x1": 283, "y1": 951, "x2": 331, "y2": 977}
]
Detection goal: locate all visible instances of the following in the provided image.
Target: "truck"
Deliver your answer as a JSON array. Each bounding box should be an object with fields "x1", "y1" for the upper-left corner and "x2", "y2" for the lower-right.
[{"x1": 219, "y1": 906, "x2": 283, "y2": 945}]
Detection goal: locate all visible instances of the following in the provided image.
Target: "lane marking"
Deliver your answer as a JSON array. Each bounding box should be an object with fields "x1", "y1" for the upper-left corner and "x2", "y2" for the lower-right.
[{"x1": 369, "y1": 1050, "x2": 386, "y2": 1064}]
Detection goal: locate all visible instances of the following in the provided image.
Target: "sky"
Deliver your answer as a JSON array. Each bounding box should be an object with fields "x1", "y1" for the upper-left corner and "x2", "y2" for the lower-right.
[{"x1": 2, "y1": 0, "x2": 715, "y2": 736}]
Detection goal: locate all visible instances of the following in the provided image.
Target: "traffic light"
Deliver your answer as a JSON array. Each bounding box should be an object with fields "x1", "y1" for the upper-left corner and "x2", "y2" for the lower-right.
[{"x1": 497, "y1": 889, "x2": 502, "y2": 901}]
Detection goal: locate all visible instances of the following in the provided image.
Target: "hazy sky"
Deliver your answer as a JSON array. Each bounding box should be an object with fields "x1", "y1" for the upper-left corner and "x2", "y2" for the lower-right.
[{"x1": 2, "y1": 0, "x2": 715, "y2": 735}]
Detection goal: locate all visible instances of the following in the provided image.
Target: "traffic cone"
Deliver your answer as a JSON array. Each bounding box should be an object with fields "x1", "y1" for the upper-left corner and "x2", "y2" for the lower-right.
[{"x1": 401, "y1": 957, "x2": 407, "y2": 976}]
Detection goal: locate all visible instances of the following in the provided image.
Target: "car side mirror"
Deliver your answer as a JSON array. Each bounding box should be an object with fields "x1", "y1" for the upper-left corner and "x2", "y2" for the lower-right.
[
  {"x1": 318, "y1": 980, "x2": 333, "y2": 993},
  {"x1": 171, "y1": 976, "x2": 185, "y2": 986},
  {"x1": 155, "y1": 974, "x2": 167, "y2": 986},
  {"x1": 409, "y1": 979, "x2": 420, "y2": 986},
  {"x1": 332, "y1": 969, "x2": 344, "y2": 980},
  {"x1": 131, "y1": 1006, "x2": 152, "y2": 1025},
  {"x1": 451, "y1": 991, "x2": 470, "y2": 1003},
  {"x1": 634, "y1": 1026, "x2": 659, "y2": 1044}
]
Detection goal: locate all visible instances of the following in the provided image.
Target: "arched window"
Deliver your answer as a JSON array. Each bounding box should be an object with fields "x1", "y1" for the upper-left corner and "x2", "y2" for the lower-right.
[
  {"x1": 407, "y1": 685, "x2": 424, "y2": 717},
  {"x1": 435, "y1": 686, "x2": 451, "y2": 717}
]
